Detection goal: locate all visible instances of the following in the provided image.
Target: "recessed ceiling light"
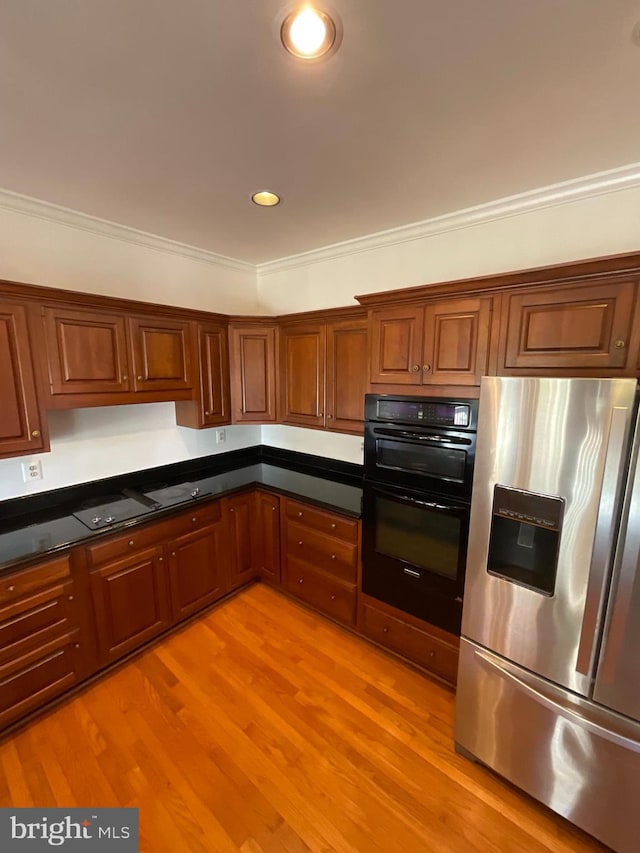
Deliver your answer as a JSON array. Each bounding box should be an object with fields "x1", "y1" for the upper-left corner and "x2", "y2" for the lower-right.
[
  {"x1": 251, "y1": 190, "x2": 281, "y2": 207},
  {"x1": 281, "y1": 6, "x2": 337, "y2": 60}
]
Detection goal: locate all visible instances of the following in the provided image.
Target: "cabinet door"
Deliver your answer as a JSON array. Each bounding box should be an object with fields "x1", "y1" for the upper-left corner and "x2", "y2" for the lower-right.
[
  {"x1": 129, "y1": 316, "x2": 193, "y2": 392},
  {"x1": 326, "y1": 318, "x2": 368, "y2": 433},
  {"x1": 279, "y1": 323, "x2": 326, "y2": 427},
  {"x1": 369, "y1": 306, "x2": 424, "y2": 385},
  {"x1": 42, "y1": 306, "x2": 130, "y2": 396},
  {"x1": 422, "y1": 297, "x2": 492, "y2": 385},
  {"x1": 0, "y1": 302, "x2": 47, "y2": 457},
  {"x1": 89, "y1": 545, "x2": 170, "y2": 665},
  {"x1": 229, "y1": 325, "x2": 277, "y2": 423},
  {"x1": 226, "y1": 493, "x2": 259, "y2": 591},
  {"x1": 254, "y1": 492, "x2": 281, "y2": 585},
  {"x1": 168, "y1": 517, "x2": 226, "y2": 621},
  {"x1": 501, "y1": 280, "x2": 637, "y2": 372},
  {"x1": 174, "y1": 322, "x2": 230, "y2": 428}
]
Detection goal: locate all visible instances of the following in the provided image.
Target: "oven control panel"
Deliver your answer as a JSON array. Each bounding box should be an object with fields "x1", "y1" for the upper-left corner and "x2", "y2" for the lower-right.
[{"x1": 372, "y1": 397, "x2": 472, "y2": 428}]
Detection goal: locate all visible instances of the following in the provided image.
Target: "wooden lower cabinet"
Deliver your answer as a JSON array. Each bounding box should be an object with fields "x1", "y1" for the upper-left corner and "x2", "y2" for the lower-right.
[
  {"x1": 226, "y1": 492, "x2": 259, "y2": 591},
  {"x1": 0, "y1": 553, "x2": 87, "y2": 730},
  {"x1": 358, "y1": 595, "x2": 459, "y2": 685},
  {"x1": 89, "y1": 544, "x2": 171, "y2": 666},
  {"x1": 167, "y1": 517, "x2": 227, "y2": 621},
  {"x1": 281, "y1": 497, "x2": 359, "y2": 627},
  {"x1": 254, "y1": 491, "x2": 281, "y2": 584}
]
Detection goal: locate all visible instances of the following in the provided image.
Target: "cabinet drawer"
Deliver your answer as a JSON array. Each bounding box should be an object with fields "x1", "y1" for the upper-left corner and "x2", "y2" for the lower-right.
[
  {"x1": 285, "y1": 521, "x2": 357, "y2": 582},
  {"x1": 0, "y1": 555, "x2": 71, "y2": 605},
  {"x1": 285, "y1": 558, "x2": 356, "y2": 626},
  {"x1": 169, "y1": 501, "x2": 222, "y2": 535},
  {"x1": 360, "y1": 602, "x2": 459, "y2": 684},
  {"x1": 0, "y1": 581, "x2": 76, "y2": 664},
  {"x1": 0, "y1": 631, "x2": 81, "y2": 730},
  {"x1": 86, "y1": 525, "x2": 166, "y2": 567},
  {"x1": 284, "y1": 499, "x2": 358, "y2": 543}
]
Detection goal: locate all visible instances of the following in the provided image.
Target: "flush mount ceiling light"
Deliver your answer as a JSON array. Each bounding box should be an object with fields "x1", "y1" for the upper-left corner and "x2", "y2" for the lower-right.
[
  {"x1": 251, "y1": 190, "x2": 281, "y2": 207},
  {"x1": 280, "y1": 6, "x2": 338, "y2": 60}
]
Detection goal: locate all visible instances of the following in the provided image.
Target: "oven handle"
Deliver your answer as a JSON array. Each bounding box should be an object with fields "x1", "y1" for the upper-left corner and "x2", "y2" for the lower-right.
[
  {"x1": 372, "y1": 486, "x2": 466, "y2": 515},
  {"x1": 372, "y1": 428, "x2": 472, "y2": 445}
]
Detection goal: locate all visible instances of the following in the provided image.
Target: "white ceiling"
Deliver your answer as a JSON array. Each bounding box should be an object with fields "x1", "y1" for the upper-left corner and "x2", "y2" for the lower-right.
[{"x1": 1, "y1": 1, "x2": 639, "y2": 265}]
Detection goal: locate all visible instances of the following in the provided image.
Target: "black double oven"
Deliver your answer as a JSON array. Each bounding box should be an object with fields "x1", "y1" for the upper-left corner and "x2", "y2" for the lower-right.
[{"x1": 362, "y1": 394, "x2": 479, "y2": 635}]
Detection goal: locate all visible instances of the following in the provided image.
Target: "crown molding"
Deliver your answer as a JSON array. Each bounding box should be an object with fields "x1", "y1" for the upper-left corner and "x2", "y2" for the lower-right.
[
  {"x1": 0, "y1": 187, "x2": 255, "y2": 274},
  {"x1": 257, "y1": 162, "x2": 640, "y2": 277}
]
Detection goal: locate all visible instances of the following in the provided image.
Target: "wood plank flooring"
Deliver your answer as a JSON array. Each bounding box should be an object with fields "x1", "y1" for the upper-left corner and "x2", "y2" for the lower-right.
[{"x1": 0, "y1": 584, "x2": 607, "y2": 852}]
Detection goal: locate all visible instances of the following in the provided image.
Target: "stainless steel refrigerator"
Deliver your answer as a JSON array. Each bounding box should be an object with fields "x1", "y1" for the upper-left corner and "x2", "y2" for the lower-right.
[{"x1": 455, "y1": 377, "x2": 640, "y2": 853}]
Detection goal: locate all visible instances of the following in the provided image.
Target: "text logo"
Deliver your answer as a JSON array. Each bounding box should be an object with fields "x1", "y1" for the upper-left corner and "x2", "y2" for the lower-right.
[{"x1": 0, "y1": 808, "x2": 138, "y2": 851}]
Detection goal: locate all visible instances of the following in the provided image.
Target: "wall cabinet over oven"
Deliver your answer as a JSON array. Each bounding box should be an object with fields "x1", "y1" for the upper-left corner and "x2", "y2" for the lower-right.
[
  {"x1": 41, "y1": 304, "x2": 194, "y2": 407},
  {"x1": 369, "y1": 296, "x2": 493, "y2": 387}
]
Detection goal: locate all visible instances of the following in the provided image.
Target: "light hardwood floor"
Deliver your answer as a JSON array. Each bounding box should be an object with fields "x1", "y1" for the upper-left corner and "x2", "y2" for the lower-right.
[{"x1": 0, "y1": 584, "x2": 607, "y2": 852}]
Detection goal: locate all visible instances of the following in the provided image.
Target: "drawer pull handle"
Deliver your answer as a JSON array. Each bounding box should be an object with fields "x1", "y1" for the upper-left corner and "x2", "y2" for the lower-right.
[
  {"x1": 428, "y1": 650, "x2": 435, "y2": 657},
  {"x1": 7, "y1": 585, "x2": 15, "y2": 592},
  {"x1": 298, "y1": 540, "x2": 303, "y2": 546},
  {"x1": 68, "y1": 595, "x2": 74, "y2": 601},
  {"x1": 383, "y1": 626, "x2": 389, "y2": 633},
  {"x1": 330, "y1": 593, "x2": 336, "y2": 600},
  {"x1": 158, "y1": 556, "x2": 163, "y2": 562},
  {"x1": 331, "y1": 554, "x2": 336, "y2": 560},
  {"x1": 331, "y1": 523, "x2": 336, "y2": 529},
  {"x1": 74, "y1": 643, "x2": 80, "y2": 649},
  {"x1": 128, "y1": 540, "x2": 135, "y2": 547},
  {"x1": 297, "y1": 511, "x2": 303, "y2": 517},
  {"x1": 298, "y1": 578, "x2": 304, "y2": 584}
]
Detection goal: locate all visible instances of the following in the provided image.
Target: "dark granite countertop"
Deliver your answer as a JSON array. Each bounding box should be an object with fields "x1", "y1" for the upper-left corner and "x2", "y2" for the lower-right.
[{"x1": 0, "y1": 450, "x2": 363, "y2": 575}]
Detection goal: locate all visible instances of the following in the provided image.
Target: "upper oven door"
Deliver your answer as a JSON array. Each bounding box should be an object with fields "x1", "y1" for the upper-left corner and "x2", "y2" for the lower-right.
[{"x1": 364, "y1": 423, "x2": 475, "y2": 499}]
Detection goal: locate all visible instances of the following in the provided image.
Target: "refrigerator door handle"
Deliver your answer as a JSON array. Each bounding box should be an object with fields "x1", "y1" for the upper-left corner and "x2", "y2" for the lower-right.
[
  {"x1": 475, "y1": 646, "x2": 640, "y2": 753},
  {"x1": 576, "y1": 406, "x2": 631, "y2": 676}
]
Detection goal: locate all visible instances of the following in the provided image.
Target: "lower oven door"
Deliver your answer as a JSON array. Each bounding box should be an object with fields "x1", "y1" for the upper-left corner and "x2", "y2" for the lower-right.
[{"x1": 362, "y1": 484, "x2": 469, "y2": 634}]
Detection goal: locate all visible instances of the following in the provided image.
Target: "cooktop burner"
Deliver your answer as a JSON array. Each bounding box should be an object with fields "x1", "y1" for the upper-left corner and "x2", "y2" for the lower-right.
[
  {"x1": 72, "y1": 496, "x2": 155, "y2": 530},
  {"x1": 143, "y1": 481, "x2": 211, "y2": 508}
]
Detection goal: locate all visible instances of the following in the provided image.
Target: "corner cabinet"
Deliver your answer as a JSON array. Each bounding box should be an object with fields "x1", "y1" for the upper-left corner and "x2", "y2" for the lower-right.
[
  {"x1": 0, "y1": 301, "x2": 48, "y2": 458},
  {"x1": 41, "y1": 304, "x2": 194, "y2": 408},
  {"x1": 369, "y1": 296, "x2": 492, "y2": 387},
  {"x1": 175, "y1": 321, "x2": 230, "y2": 428}
]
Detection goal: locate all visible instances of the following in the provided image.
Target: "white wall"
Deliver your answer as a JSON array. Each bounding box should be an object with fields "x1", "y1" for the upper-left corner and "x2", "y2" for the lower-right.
[
  {"x1": 261, "y1": 425, "x2": 363, "y2": 466},
  {"x1": 256, "y1": 171, "x2": 640, "y2": 314},
  {"x1": 0, "y1": 405, "x2": 260, "y2": 501}
]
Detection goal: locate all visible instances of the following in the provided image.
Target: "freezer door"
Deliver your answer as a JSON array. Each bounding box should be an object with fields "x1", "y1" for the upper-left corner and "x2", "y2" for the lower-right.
[
  {"x1": 455, "y1": 638, "x2": 640, "y2": 853},
  {"x1": 462, "y1": 377, "x2": 637, "y2": 695},
  {"x1": 594, "y1": 411, "x2": 640, "y2": 720}
]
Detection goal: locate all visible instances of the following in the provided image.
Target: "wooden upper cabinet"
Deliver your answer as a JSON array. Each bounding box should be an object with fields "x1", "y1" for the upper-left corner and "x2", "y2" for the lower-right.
[
  {"x1": 423, "y1": 296, "x2": 492, "y2": 385},
  {"x1": 175, "y1": 322, "x2": 230, "y2": 429},
  {"x1": 129, "y1": 316, "x2": 193, "y2": 392},
  {"x1": 279, "y1": 322, "x2": 326, "y2": 427},
  {"x1": 0, "y1": 302, "x2": 48, "y2": 458},
  {"x1": 43, "y1": 306, "x2": 130, "y2": 396},
  {"x1": 229, "y1": 324, "x2": 276, "y2": 423},
  {"x1": 369, "y1": 297, "x2": 491, "y2": 387},
  {"x1": 500, "y1": 279, "x2": 638, "y2": 373},
  {"x1": 370, "y1": 306, "x2": 424, "y2": 385},
  {"x1": 326, "y1": 317, "x2": 369, "y2": 433}
]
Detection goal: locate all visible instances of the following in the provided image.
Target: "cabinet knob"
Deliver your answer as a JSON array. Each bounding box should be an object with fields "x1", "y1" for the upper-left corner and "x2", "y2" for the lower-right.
[
  {"x1": 428, "y1": 650, "x2": 435, "y2": 657},
  {"x1": 137, "y1": 375, "x2": 143, "y2": 380},
  {"x1": 192, "y1": 517, "x2": 197, "y2": 522},
  {"x1": 422, "y1": 364, "x2": 431, "y2": 372},
  {"x1": 230, "y1": 508, "x2": 235, "y2": 513},
  {"x1": 330, "y1": 593, "x2": 336, "y2": 601},
  {"x1": 615, "y1": 340, "x2": 626, "y2": 349},
  {"x1": 297, "y1": 511, "x2": 303, "y2": 517},
  {"x1": 271, "y1": 506, "x2": 276, "y2": 511},
  {"x1": 298, "y1": 577, "x2": 304, "y2": 584},
  {"x1": 205, "y1": 411, "x2": 211, "y2": 416},
  {"x1": 328, "y1": 414, "x2": 333, "y2": 419},
  {"x1": 298, "y1": 540, "x2": 303, "y2": 546},
  {"x1": 122, "y1": 374, "x2": 128, "y2": 381},
  {"x1": 171, "y1": 551, "x2": 176, "y2": 557},
  {"x1": 31, "y1": 429, "x2": 40, "y2": 437},
  {"x1": 412, "y1": 364, "x2": 420, "y2": 372},
  {"x1": 74, "y1": 643, "x2": 80, "y2": 649},
  {"x1": 331, "y1": 523, "x2": 336, "y2": 529},
  {"x1": 383, "y1": 626, "x2": 389, "y2": 633},
  {"x1": 68, "y1": 595, "x2": 74, "y2": 601},
  {"x1": 331, "y1": 554, "x2": 336, "y2": 560},
  {"x1": 158, "y1": 556, "x2": 163, "y2": 562},
  {"x1": 7, "y1": 585, "x2": 15, "y2": 592},
  {"x1": 128, "y1": 540, "x2": 135, "y2": 547}
]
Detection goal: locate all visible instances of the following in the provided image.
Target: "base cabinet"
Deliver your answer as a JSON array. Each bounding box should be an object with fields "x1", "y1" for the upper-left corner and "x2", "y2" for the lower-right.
[
  {"x1": 167, "y1": 517, "x2": 227, "y2": 621},
  {"x1": 254, "y1": 491, "x2": 281, "y2": 584},
  {"x1": 358, "y1": 596, "x2": 459, "y2": 685}
]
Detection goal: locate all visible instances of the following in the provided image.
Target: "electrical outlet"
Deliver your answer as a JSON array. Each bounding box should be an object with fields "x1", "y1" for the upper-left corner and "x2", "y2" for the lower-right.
[
  {"x1": 216, "y1": 428, "x2": 226, "y2": 444},
  {"x1": 22, "y1": 460, "x2": 43, "y2": 482},
  {"x1": 360, "y1": 441, "x2": 364, "y2": 452}
]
